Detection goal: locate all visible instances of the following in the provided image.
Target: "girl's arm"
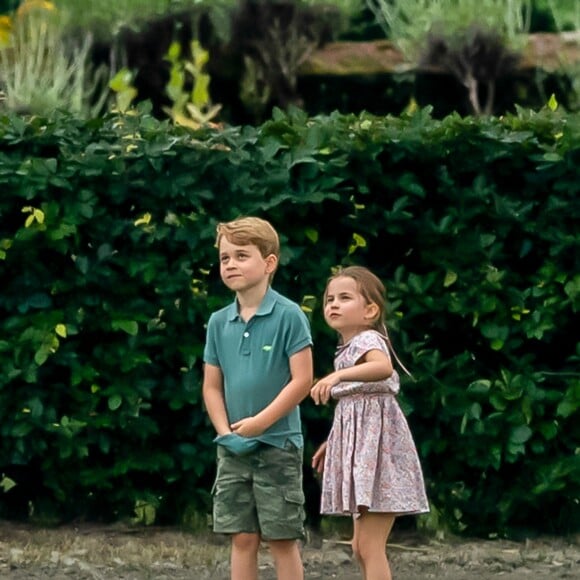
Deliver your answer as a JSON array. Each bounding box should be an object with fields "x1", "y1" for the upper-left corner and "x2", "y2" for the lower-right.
[
  {"x1": 311, "y1": 440, "x2": 327, "y2": 474},
  {"x1": 311, "y1": 349, "x2": 392, "y2": 405}
]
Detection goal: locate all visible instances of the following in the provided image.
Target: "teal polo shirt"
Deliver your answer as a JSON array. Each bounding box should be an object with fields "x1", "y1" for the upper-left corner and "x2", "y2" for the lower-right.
[{"x1": 203, "y1": 287, "x2": 312, "y2": 449}]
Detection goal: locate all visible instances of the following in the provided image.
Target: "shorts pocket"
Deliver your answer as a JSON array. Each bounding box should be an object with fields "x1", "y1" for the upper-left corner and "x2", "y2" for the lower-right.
[
  {"x1": 284, "y1": 489, "x2": 305, "y2": 506},
  {"x1": 258, "y1": 486, "x2": 305, "y2": 541}
]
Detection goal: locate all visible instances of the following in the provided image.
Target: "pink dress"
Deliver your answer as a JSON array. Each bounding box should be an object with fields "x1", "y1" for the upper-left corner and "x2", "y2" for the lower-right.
[{"x1": 321, "y1": 330, "x2": 429, "y2": 516}]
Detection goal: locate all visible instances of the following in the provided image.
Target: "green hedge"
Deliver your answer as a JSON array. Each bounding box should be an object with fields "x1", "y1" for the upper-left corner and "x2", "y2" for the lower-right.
[{"x1": 0, "y1": 105, "x2": 578, "y2": 536}]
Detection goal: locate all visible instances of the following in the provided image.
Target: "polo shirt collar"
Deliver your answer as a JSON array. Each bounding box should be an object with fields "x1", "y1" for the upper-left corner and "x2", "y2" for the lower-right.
[{"x1": 226, "y1": 286, "x2": 278, "y2": 321}]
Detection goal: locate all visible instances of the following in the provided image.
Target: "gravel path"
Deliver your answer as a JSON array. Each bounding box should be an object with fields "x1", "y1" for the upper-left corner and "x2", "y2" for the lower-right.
[{"x1": 1, "y1": 522, "x2": 578, "y2": 579}]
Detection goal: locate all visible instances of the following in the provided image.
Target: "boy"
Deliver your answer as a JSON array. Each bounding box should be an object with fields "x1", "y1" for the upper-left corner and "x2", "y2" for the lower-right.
[{"x1": 202, "y1": 217, "x2": 313, "y2": 580}]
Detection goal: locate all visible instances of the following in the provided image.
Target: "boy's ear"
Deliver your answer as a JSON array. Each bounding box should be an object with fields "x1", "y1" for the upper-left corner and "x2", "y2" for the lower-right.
[
  {"x1": 265, "y1": 254, "x2": 278, "y2": 274},
  {"x1": 364, "y1": 302, "x2": 380, "y2": 321}
]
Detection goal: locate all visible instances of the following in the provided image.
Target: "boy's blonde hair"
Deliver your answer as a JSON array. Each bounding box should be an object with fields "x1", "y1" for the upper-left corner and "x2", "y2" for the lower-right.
[{"x1": 216, "y1": 216, "x2": 280, "y2": 257}]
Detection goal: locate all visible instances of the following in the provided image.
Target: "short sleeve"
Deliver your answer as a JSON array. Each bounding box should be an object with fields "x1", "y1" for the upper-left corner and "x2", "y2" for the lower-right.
[
  {"x1": 348, "y1": 330, "x2": 390, "y2": 364},
  {"x1": 283, "y1": 305, "x2": 312, "y2": 357},
  {"x1": 203, "y1": 313, "x2": 220, "y2": 367}
]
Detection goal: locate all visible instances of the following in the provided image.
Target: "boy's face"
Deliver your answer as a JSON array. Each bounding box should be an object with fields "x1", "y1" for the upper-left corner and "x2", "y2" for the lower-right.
[{"x1": 218, "y1": 237, "x2": 277, "y2": 293}]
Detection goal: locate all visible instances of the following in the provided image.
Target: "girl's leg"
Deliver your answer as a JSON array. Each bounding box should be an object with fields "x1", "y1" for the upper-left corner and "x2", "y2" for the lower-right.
[
  {"x1": 352, "y1": 511, "x2": 396, "y2": 580},
  {"x1": 268, "y1": 539, "x2": 304, "y2": 580},
  {"x1": 231, "y1": 532, "x2": 261, "y2": 580}
]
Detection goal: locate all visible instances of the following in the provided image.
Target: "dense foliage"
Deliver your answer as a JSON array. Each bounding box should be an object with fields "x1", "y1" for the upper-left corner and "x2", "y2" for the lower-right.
[{"x1": 0, "y1": 105, "x2": 578, "y2": 537}]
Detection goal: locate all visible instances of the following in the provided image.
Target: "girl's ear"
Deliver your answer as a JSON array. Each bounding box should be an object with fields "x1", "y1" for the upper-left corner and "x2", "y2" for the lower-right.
[{"x1": 364, "y1": 302, "x2": 380, "y2": 322}]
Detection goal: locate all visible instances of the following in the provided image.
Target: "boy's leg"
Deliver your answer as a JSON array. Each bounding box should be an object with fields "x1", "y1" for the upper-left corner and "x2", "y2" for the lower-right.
[
  {"x1": 352, "y1": 511, "x2": 395, "y2": 580},
  {"x1": 212, "y1": 447, "x2": 261, "y2": 579},
  {"x1": 253, "y1": 444, "x2": 306, "y2": 579},
  {"x1": 268, "y1": 539, "x2": 303, "y2": 580},
  {"x1": 231, "y1": 532, "x2": 261, "y2": 580}
]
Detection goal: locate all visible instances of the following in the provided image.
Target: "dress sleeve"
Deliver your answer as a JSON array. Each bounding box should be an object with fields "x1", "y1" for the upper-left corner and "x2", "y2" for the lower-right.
[
  {"x1": 331, "y1": 330, "x2": 399, "y2": 398},
  {"x1": 348, "y1": 331, "x2": 390, "y2": 364}
]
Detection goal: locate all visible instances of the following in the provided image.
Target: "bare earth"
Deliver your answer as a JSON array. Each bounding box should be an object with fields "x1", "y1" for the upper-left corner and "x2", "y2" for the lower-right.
[{"x1": 0, "y1": 522, "x2": 578, "y2": 579}]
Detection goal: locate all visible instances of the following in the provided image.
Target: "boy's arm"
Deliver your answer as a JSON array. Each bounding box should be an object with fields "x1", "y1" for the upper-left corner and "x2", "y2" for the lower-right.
[
  {"x1": 230, "y1": 346, "x2": 313, "y2": 438},
  {"x1": 202, "y1": 362, "x2": 231, "y2": 436}
]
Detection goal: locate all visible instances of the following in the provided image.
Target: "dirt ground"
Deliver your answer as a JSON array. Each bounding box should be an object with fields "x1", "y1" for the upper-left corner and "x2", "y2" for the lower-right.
[{"x1": 0, "y1": 521, "x2": 578, "y2": 579}]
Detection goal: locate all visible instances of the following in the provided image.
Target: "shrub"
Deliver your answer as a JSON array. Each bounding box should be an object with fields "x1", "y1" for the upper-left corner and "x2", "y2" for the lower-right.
[{"x1": 0, "y1": 104, "x2": 578, "y2": 536}]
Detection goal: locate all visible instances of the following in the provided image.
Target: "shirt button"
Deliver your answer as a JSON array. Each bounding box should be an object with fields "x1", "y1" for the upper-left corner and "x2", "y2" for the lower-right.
[{"x1": 243, "y1": 332, "x2": 250, "y2": 338}]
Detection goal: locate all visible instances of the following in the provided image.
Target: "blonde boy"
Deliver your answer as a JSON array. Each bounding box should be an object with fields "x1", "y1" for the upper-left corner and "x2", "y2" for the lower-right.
[{"x1": 202, "y1": 217, "x2": 313, "y2": 580}]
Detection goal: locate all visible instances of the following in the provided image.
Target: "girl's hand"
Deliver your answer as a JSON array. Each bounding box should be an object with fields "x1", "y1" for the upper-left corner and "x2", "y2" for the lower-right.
[
  {"x1": 312, "y1": 441, "x2": 328, "y2": 475},
  {"x1": 230, "y1": 416, "x2": 264, "y2": 438},
  {"x1": 310, "y1": 372, "x2": 341, "y2": 405}
]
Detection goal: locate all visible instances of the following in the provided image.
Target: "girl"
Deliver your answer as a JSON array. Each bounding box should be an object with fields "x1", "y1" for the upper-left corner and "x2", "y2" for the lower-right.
[{"x1": 311, "y1": 266, "x2": 429, "y2": 580}]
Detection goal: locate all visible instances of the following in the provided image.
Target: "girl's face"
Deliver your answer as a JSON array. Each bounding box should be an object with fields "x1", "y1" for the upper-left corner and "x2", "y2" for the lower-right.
[{"x1": 324, "y1": 276, "x2": 378, "y2": 342}]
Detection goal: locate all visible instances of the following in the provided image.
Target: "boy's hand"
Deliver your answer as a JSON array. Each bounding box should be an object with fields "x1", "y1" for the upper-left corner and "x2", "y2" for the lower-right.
[
  {"x1": 310, "y1": 372, "x2": 341, "y2": 405},
  {"x1": 230, "y1": 416, "x2": 264, "y2": 438},
  {"x1": 311, "y1": 441, "x2": 327, "y2": 475}
]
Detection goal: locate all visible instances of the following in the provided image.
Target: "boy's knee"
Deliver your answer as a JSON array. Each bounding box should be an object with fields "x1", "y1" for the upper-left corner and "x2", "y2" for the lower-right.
[
  {"x1": 232, "y1": 532, "x2": 261, "y2": 553},
  {"x1": 268, "y1": 538, "x2": 299, "y2": 556}
]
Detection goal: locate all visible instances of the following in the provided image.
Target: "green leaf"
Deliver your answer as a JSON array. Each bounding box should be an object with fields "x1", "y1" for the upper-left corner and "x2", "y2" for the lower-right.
[
  {"x1": 109, "y1": 68, "x2": 134, "y2": 92},
  {"x1": 467, "y1": 380, "x2": 491, "y2": 395},
  {"x1": 443, "y1": 271, "x2": 457, "y2": 287},
  {"x1": 192, "y1": 74, "x2": 210, "y2": 108},
  {"x1": 489, "y1": 445, "x2": 502, "y2": 470},
  {"x1": 538, "y1": 421, "x2": 558, "y2": 440},
  {"x1": 469, "y1": 402, "x2": 482, "y2": 419},
  {"x1": 108, "y1": 395, "x2": 122, "y2": 411},
  {"x1": 510, "y1": 425, "x2": 532, "y2": 444},
  {"x1": 305, "y1": 228, "x2": 319, "y2": 243},
  {"x1": 111, "y1": 320, "x2": 139, "y2": 335},
  {"x1": 348, "y1": 232, "x2": 367, "y2": 255},
  {"x1": 490, "y1": 393, "x2": 507, "y2": 411},
  {"x1": 0, "y1": 476, "x2": 17, "y2": 492},
  {"x1": 556, "y1": 399, "x2": 577, "y2": 418},
  {"x1": 34, "y1": 346, "x2": 51, "y2": 366},
  {"x1": 480, "y1": 234, "x2": 496, "y2": 248}
]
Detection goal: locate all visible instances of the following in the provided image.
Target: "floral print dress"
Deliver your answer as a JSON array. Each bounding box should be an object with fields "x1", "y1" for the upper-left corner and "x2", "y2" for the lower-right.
[{"x1": 321, "y1": 330, "x2": 429, "y2": 516}]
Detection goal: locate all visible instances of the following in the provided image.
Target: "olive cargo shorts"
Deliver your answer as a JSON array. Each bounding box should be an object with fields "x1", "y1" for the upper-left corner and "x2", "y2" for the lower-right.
[{"x1": 212, "y1": 443, "x2": 305, "y2": 540}]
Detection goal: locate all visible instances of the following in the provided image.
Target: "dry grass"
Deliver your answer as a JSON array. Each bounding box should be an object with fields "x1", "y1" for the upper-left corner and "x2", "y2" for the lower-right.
[{"x1": 0, "y1": 522, "x2": 228, "y2": 570}]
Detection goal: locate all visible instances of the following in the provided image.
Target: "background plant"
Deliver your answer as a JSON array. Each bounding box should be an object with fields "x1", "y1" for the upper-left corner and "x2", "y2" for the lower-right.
[
  {"x1": 544, "y1": 0, "x2": 579, "y2": 31},
  {"x1": 540, "y1": 0, "x2": 580, "y2": 111},
  {"x1": 366, "y1": 0, "x2": 532, "y2": 56},
  {"x1": 364, "y1": 0, "x2": 537, "y2": 115},
  {"x1": 0, "y1": 2, "x2": 109, "y2": 116},
  {"x1": 163, "y1": 39, "x2": 221, "y2": 129},
  {"x1": 46, "y1": 0, "x2": 232, "y2": 37}
]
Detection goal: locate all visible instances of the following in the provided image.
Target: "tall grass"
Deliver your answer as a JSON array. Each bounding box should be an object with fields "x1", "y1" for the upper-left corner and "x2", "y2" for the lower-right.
[{"x1": 0, "y1": 8, "x2": 108, "y2": 116}]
